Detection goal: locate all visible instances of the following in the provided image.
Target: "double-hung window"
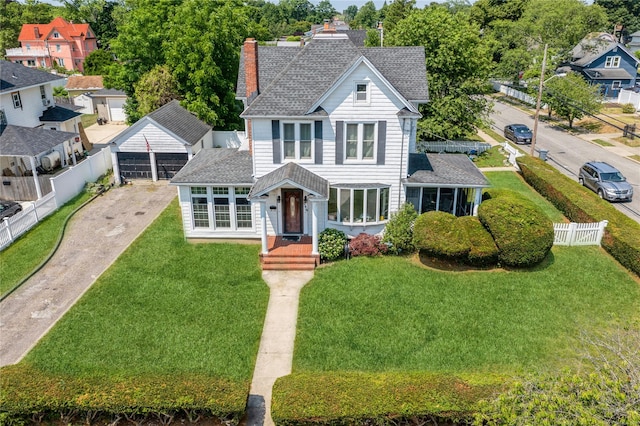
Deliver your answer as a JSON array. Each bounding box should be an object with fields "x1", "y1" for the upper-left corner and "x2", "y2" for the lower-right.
[
  {"x1": 283, "y1": 122, "x2": 313, "y2": 160},
  {"x1": 345, "y1": 123, "x2": 375, "y2": 161},
  {"x1": 354, "y1": 82, "x2": 369, "y2": 104},
  {"x1": 328, "y1": 186, "x2": 389, "y2": 224},
  {"x1": 191, "y1": 187, "x2": 209, "y2": 228},
  {"x1": 605, "y1": 56, "x2": 620, "y2": 68},
  {"x1": 11, "y1": 92, "x2": 22, "y2": 109},
  {"x1": 235, "y1": 187, "x2": 252, "y2": 228},
  {"x1": 212, "y1": 187, "x2": 231, "y2": 228},
  {"x1": 190, "y1": 186, "x2": 253, "y2": 230}
]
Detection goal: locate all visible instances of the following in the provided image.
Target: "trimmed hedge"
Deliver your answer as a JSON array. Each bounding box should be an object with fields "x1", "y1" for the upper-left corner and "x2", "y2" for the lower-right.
[
  {"x1": 319, "y1": 228, "x2": 348, "y2": 261},
  {"x1": 0, "y1": 364, "x2": 248, "y2": 425},
  {"x1": 517, "y1": 155, "x2": 640, "y2": 276},
  {"x1": 457, "y1": 216, "x2": 499, "y2": 266},
  {"x1": 382, "y1": 202, "x2": 418, "y2": 254},
  {"x1": 478, "y1": 190, "x2": 554, "y2": 267},
  {"x1": 413, "y1": 211, "x2": 470, "y2": 260},
  {"x1": 271, "y1": 372, "x2": 505, "y2": 425}
]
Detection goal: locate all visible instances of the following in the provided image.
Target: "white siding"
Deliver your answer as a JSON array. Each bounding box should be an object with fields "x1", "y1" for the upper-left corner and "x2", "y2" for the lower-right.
[
  {"x1": 117, "y1": 122, "x2": 190, "y2": 154},
  {"x1": 1, "y1": 86, "x2": 45, "y2": 127}
]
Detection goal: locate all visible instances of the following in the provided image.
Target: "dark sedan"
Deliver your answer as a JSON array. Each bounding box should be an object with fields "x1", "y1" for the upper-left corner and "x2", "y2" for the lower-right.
[
  {"x1": 504, "y1": 124, "x2": 533, "y2": 144},
  {"x1": 0, "y1": 200, "x2": 22, "y2": 220}
]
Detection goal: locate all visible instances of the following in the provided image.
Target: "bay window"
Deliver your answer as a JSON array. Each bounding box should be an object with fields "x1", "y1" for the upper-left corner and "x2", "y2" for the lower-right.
[{"x1": 329, "y1": 185, "x2": 389, "y2": 224}]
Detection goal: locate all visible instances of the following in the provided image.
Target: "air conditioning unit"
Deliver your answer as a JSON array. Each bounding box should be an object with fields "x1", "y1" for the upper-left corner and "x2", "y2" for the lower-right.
[
  {"x1": 40, "y1": 151, "x2": 61, "y2": 171},
  {"x1": 42, "y1": 99, "x2": 51, "y2": 106}
]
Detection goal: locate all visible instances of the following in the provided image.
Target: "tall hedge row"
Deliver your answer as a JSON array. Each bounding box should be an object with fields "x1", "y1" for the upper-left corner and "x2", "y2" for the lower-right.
[
  {"x1": 0, "y1": 365, "x2": 248, "y2": 425},
  {"x1": 271, "y1": 372, "x2": 505, "y2": 425},
  {"x1": 478, "y1": 190, "x2": 554, "y2": 267},
  {"x1": 516, "y1": 156, "x2": 640, "y2": 277}
]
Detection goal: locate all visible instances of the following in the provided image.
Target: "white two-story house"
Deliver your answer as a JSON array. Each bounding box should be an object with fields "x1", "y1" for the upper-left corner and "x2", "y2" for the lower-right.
[{"x1": 170, "y1": 33, "x2": 489, "y2": 260}]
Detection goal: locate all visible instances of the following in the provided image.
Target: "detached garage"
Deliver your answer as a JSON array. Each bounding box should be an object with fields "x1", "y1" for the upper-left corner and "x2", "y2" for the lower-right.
[
  {"x1": 109, "y1": 100, "x2": 212, "y2": 184},
  {"x1": 90, "y1": 89, "x2": 128, "y2": 123}
]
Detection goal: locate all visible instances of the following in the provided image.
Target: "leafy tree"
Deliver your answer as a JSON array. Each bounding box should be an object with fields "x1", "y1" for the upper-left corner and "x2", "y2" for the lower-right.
[
  {"x1": 343, "y1": 4, "x2": 358, "y2": 23},
  {"x1": 279, "y1": 0, "x2": 315, "y2": 22},
  {"x1": 313, "y1": 0, "x2": 337, "y2": 23},
  {"x1": 543, "y1": 72, "x2": 603, "y2": 128},
  {"x1": 165, "y1": 0, "x2": 247, "y2": 128},
  {"x1": 387, "y1": 5, "x2": 492, "y2": 140},
  {"x1": 350, "y1": 1, "x2": 379, "y2": 29},
  {"x1": 475, "y1": 326, "x2": 640, "y2": 425},
  {"x1": 469, "y1": 0, "x2": 529, "y2": 28},
  {"x1": 53, "y1": 86, "x2": 69, "y2": 97},
  {"x1": 364, "y1": 28, "x2": 381, "y2": 47},
  {"x1": 83, "y1": 48, "x2": 114, "y2": 75},
  {"x1": 383, "y1": 203, "x2": 418, "y2": 254},
  {"x1": 0, "y1": 0, "x2": 24, "y2": 57},
  {"x1": 89, "y1": 0, "x2": 122, "y2": 49},
  {"x1": 382, "y1": 0, "x2": 415, "y2": 34},
  {"x1": 596, "y1": 0, "x2": 640, "y2": 36},
  {"x1": 134, "y1": 65, "x2": 180, "y2": 116},
  {"x1": 20, "y1": 0, "x2": 58, "y2": 25}
]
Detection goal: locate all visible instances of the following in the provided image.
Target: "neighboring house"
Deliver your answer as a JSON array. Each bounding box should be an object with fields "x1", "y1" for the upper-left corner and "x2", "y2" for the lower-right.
[
  {"x1": 0, "y1": 61, "x2": 82, "y2": 200},
  {"x1": 65, "y1": 75, "x2": 104, "y2": 98},
  {"x1": 110, "y1": 100, "x2": 212, "y2": 183},
  {"x1": 628, "y1": 31, "x2": 640, "y2": 55},
  {"x1": 87, "y1": 89, "x2": 127, "y2": 122},
  {"x1": 170, "y1": 33, "x2": 489, "y2": 256},
  {"x1": 561, "y1": 32, "x2": 640, "y2": 99}
]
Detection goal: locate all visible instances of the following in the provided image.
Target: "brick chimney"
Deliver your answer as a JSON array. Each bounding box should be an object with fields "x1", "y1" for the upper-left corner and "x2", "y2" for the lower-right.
[
  {"x1": 34, "y1": 27, "x2": 40, "y2": 38},
  {"x1": 244, "y1": 38, "x2": 259, "y2": 99}
]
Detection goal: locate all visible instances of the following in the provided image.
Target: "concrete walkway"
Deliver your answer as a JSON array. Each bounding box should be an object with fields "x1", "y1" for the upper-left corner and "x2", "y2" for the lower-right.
[
  {"x1": 0, "y1": 182, "x2": 176, "y2": 366},
  {"x1": 246, "y1": 270, "x2": 314, "y2": 426}
]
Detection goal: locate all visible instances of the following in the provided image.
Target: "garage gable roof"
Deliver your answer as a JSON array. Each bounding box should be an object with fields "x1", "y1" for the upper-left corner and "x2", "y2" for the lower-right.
[{"x1": 147, "y1": 100, "x2": 211, "y2": 145}]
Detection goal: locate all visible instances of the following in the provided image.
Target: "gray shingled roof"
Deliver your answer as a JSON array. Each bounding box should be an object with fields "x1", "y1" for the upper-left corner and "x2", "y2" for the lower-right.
[
  {"x1": 0, "y1": 125, "x2": 77, "y2": 156},
  {"x1": 170, "y1": 149, "x2": 253, "y2": 185},
  {"x1": 406, "y1": 153, "x2": 489, "y2": 187},
  {"x1": 147, "y1": 100, "x2": 212, "y2": 145},
  {"x1": 569, "y1": 34, "x2": 639, "y2": 67},
  {"x1": 248, "y1": 162, "x2": 329, "y2": 198},
  {"x1": 40, "y1": 105, "x2": 82, "y2": 122},
  {"x1": 1, "y1": 60, "x2": 63, "y2": 93},
  {"x1": 89, "y1": 88, "x2": 126, "y2": 97},
  {"x1": 237, "y1": 37, "x2": 428, "y2": 117},
  {"x1": 583, "y1": 68, "x2": 634, "y2": 80}
]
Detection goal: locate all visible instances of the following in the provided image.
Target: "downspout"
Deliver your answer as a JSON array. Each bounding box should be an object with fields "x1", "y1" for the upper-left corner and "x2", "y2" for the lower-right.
[{"x1": 398, "y1": 118, "x2": 407, "y2": 209}]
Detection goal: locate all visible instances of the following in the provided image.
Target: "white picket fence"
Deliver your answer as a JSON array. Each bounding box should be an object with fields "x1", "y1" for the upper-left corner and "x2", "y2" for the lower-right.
[
  {"x1": 553, "y1": 221, "x2": 608, "y2": 246},
  {"x1": 502, "y1": 142, "x2": 524, "y2": 169},
  {"x1": 0, "y1": 147, "x2": 112, "y2": 251}
]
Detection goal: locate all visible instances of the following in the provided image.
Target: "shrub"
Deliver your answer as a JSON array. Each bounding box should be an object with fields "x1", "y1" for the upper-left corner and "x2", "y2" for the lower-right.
[
  {"x1": 349, "y1": 233, "x2": 388, "y2": 257},
  {"x1": 517, "y1": 155, "x2": 640, "y2": 277},
  {"x1": 478, "y1": 191, "x2": 554, "y2": 267},
  {"x1": 382, "y1": 202, "x2": 418, "y2": 254},
  {"x1": 318, "y1": 228, "x2": 347, "y2": 261},
  {"x1": 457, "y1": 216, "x2": 499, "y2": 266},
  {"x1": 621, "y1": 103, "x2": 636, "y2": 113},
  {"x1": 413, "y1": 211, "x2": 470, "y2": 260}
]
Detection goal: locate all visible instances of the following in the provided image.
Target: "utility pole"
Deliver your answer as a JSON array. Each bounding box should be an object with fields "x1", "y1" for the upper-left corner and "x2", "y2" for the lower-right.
[{"x1": 531, "y1": 43, "x2": 547, "y2": 157}]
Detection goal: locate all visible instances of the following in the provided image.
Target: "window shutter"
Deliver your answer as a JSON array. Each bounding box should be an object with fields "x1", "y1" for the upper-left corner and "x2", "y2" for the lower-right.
[
  {"x1": 272, "y1": 120, "x2": 281, "y2": 164},
  {"x1": 335, "y1": 120, "x2": 343, "y2": 165},
  {"x1": 314, "y1": 121, "x2": 323, "y2": 164},
  {"x1": 376, "y1": 120, "x2": 386, "y2": 165}
]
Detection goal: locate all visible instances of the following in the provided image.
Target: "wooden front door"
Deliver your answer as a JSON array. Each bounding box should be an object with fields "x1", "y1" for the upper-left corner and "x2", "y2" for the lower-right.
[{"x1": 283, "y1": 189, "x2": 303, "y2": 234}]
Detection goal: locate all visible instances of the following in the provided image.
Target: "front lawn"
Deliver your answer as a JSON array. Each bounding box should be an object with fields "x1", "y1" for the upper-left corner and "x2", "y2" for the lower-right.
[
  {"x1": 294, "y1": 248, "x2": 639, "y2": 375},
  {"x1": 21, "y1": 202, "x2": 269, "y2": 381}
]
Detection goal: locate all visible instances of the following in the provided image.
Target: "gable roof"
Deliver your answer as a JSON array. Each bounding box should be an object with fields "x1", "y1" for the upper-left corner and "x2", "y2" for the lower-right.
[
  {"x1": 569, "y1": 33, "x2": 640, "y2": 67},
  {"x1": 0, "y1": 125, "x2": 77, "y2": 156},
  {"x1": 248, "y1": 162, "x2": 329, "y2": 199},
  {"x1": 65, "y1": 75, "x2": 104, "y2": 90},
  {"x1": 18, "y1": 17, "x2": 94, "y2": 42},
  {"x1": 237, "y1": 37, "x2": 429, "y2": 117},
  {"x1": 170, "y1": 149, "x2": 253, "y2": 185},
  {"x1": 0, "y1": 60, "x2": 63, "y2": 93},
  {"x1": 147, "y1": 100, "x2": 211, "y2": 144},
  {"x1": 406, "y1": 153, "x2": 490, "y2": 187}
]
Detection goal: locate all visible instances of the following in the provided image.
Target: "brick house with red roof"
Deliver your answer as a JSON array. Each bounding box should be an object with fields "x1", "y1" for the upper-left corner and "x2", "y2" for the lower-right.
[{"x1": 5, "y1": 17, "x2": 97, "y2": 73}]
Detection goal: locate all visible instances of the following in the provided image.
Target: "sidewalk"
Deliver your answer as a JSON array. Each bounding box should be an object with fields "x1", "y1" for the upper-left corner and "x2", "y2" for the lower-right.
[{"x1": 0, "y1": 182, "x2": 176, "y2": 366}]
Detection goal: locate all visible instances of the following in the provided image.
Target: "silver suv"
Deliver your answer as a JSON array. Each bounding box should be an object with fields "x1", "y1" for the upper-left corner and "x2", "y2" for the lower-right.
[{"x1": 578, "y1": 162, "x2": 633, "y2": 202}]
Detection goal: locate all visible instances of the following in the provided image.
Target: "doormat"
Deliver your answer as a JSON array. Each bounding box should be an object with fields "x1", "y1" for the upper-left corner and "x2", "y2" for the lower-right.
[{"x1": 282, "y1": 235, "x2": 300, "y2": 242}]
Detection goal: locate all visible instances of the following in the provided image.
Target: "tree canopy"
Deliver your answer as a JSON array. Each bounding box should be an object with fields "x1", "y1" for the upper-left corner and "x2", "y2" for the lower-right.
[{"x1": 543, "y1": 72, "x2": 603, "y2": 128}]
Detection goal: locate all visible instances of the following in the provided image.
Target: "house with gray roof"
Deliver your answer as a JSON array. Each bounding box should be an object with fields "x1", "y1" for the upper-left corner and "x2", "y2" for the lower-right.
[
  {"x1": 109, "y1": 100, "x2": 212, "y2": 182},
  {"x1": 560, "y1": 32, "x2": 640, "y2": 99},
  {"x1": 170, "y1": 33, "x2": 489, "y2": 264}
]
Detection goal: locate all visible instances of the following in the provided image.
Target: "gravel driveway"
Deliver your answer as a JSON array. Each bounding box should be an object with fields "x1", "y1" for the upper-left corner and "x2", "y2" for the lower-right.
[{"x1": 0, "y1": 181, "x2": 176, "y2": 366}]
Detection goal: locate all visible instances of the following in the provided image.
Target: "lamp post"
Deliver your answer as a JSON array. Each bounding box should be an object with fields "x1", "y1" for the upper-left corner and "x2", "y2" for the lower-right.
[{"x1": 531, "y1": 44, "x2": 548, "y2": 157}]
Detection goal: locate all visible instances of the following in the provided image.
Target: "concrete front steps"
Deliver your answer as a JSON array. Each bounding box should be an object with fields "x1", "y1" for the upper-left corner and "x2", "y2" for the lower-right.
[{"x1": 260, "y1": 236, "x2": 319, "y2": 271}]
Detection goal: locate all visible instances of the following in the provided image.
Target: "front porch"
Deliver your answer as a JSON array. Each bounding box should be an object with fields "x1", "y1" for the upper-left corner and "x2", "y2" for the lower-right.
[{"x1": 260, "y1": 236, "x2": 319, "y2": 271}]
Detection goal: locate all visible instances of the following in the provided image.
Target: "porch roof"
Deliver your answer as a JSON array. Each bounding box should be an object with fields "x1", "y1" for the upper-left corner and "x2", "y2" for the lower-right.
[
  {"x1": 0, "y1": 125, "x2": 77, "y2": 156},
  {"x1": 248, "y1": 162, "x2": 328, "y2": 199},
  {"x1": 169, "y1": 148, "x2": 253, "y2": 185},
  {"x1": 405, "y1": 153, "x2": 490, "y2": 187},
  {"x1": 583, "y1": 68, "x2": 634, "y2": 80},
  {"x1": 40, "y1": 105, "x2": 82, "y2": 122}
]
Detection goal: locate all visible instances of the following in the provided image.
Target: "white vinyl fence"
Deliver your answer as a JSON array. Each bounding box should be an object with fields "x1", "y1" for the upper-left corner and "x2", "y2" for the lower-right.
[
  {"x1": 0, "y1": 147, "x2": 112, "y2": 251},
  {"x1": 553, "y1": 221, "x2": 608, "y2": 246},
  {"x1": 502, "y1": 142, "x2": 524, "y2": 169},
  {"x1": 617, "y1": 89, "x2": 640, "y2": 112}
]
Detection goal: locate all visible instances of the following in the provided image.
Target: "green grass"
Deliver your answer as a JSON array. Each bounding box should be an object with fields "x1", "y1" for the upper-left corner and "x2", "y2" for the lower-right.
[
  {"x1": 484, "y1": 171, "x2": 566, "y2": 222},
  {"x1": 473, "y1": 145, "x2": 508, "y2": 168},
  {"x1": 592, "y1": 139, "x2": 614, "y2": 147},
  {"x1": 0, "y1": 192, "x2": 92, "y2": 296},
  {"x1": 81, "y1": 113, "x2": 98, "y2": 129},
  {"x1": 294, "y1": 249, "x2": 639, "y2": 375},
  {"x1": 479, "y1": 126, "x2": 505, "y2": 144},
  {"x1": 630, "y1": 155, "x2": 640, "y2": 162},
  {"x1": 22, "y1": 201, "x2": 269, "y2": 381}
]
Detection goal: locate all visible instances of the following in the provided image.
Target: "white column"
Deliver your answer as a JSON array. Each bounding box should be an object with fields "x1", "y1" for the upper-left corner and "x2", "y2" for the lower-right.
[
  {"x1": 149, "y1": 151, "x2": 157, "y2": 181},
  {"x1": 452, "y1": 188, "x2": 458, "y2": 216},
  {"x1": 473, "y1": 188, "x2": 482, "y2": 216},
  {"x1": 260, "y1": 201, "x2": 268, "y2": 254},
  {"x1": 311, "y1": 200, "x2": 319, "y2": 255},
  {"x1": 111, "y1": 150, "x2": 121, "y2": 185},
  {"x1": 29, "y1": 156, "x2": 42, "y2": 199}
]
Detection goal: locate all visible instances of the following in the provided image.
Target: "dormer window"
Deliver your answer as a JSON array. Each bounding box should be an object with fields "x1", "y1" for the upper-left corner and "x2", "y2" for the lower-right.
[
  {"x1": 53, "y1": 32, "x2": 59, "y2": 38},
  {"x1": 355, "y1": 82, "x2": 369, "y2": 104},
  {"x1": 605, "y1": 56, "x2": 620, "y2": 68}
]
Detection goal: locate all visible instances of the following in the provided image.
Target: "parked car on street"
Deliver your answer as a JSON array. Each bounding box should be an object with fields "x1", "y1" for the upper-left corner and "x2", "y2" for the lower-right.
[
  {"x1": 578, "y1": 162, "x2": 633, "y2": 202},
  {"x1": 504, "y1": 124, "x2": 533, "y2": 144},
  {"x1": 0, "y1": 200, "x2": 22, "y2": 219}
]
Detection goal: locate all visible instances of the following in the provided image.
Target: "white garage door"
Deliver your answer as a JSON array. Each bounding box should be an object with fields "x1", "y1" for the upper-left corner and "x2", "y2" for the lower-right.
[{"x1": 108, "y1": 98, "x2": 126, "y2": 122}]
